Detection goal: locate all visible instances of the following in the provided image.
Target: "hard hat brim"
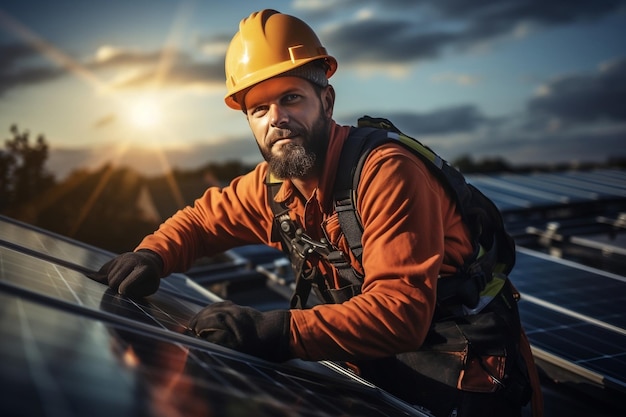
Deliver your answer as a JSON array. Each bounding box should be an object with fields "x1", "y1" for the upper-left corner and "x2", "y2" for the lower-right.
[{"x1": 224, "y1": 56, "x2": 337, "y2": 110}]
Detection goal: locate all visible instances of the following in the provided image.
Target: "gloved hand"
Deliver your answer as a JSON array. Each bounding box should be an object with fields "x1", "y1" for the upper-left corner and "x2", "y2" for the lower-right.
[
  {"x1": 189, "y1": 301, "x2": 291, "y2": 362},
  {"x1": 89, "y1": 249, "x2": 163, "y2": 297}
]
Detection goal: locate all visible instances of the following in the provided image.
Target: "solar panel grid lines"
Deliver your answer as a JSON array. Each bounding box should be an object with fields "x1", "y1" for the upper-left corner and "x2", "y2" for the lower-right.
[
  {"x1": 526, "y1": 173, "x2": 609, "y2": 197},
  {"x1": 561, "y1": 170, "x2": 626, "y2": 192},
  {"x1": 0, "y1": 216, "x2": 430, "y2": 417},
  {"x1": 469, "y1": 175, "x2": 573, "y2": 204},
  {"x1": 0, "y1": 214, "x2": 113, "y2": 267},
  {"x1": 1, "y1": 289, "x2": 428, "y2": 416},
  {"x1": 521, "y1": 293, "x2": 626, "y2": 337},
  {"x1": 464, "y1": 169, "x2": 626, "y2": 215},
  {"x1": 159, "y1": 274, "x2": 224, "y2": 304},
  {"x1": 505, "y1": 175, "x2": 600, "y2": 200},
  {"x1": 514, "y1": 245, "x2": 626, "y2": 284},
  {"x1": 518, "y1": 299, "x2": 626, "y2": 393},
  {"x1": 464, "y1": 178, "x2": 535, "y2": 210},
  {"x1": 511, "y1": 252, "x2": 626, "y2": 331},
  {"x1": 510, "y1": 246, "x2": 626, "y2": 395}
]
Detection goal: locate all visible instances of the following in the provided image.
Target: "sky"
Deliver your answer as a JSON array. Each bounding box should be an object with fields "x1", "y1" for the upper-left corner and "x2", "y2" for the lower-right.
[{"x1": 1, "y1": 0, "x2": 625, "y2": 179}]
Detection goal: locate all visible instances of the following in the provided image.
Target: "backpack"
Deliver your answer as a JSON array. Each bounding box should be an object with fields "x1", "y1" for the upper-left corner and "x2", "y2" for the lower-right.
[
  {"x1": 267, "y1": 115, "x2": 516, "y2": 310},
  {"x1": 266, "y1": 117, "x2": 533, "y2": 408}
]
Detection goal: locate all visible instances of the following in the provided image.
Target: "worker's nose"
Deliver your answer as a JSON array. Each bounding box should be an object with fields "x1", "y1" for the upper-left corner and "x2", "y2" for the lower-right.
[{"x1": 269, "y1": 104, "x2": 288, "y2": 128}]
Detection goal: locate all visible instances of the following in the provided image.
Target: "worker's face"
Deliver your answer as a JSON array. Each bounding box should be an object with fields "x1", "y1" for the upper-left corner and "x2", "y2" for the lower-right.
[{"x1": 244, "y1": 76, "x2": 334, "y2": 179}]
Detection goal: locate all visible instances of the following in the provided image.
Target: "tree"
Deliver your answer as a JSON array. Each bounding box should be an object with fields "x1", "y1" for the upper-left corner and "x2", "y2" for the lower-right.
[
  {"x1": 452, "y1": 154, "x2": 512, "y2": 174},
  {"x1": 0, "y1": 125, "x2": 55, "y2": 213}
]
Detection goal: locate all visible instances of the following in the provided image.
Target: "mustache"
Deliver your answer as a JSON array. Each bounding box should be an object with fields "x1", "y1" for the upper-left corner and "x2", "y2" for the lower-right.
[{"x1": 267, "y1": 127, "x2": 302, "y2": 145}]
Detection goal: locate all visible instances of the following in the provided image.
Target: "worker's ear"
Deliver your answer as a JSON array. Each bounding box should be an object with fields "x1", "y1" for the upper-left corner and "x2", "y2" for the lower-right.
[{"x1": 321, "y1": 85, "x2": 335, "y2": 118}]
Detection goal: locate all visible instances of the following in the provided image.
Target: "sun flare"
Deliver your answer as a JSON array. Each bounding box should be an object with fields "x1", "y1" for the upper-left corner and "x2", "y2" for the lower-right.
[{"x1": 128, "y1": 98, "x2": 162, "y2": 129}]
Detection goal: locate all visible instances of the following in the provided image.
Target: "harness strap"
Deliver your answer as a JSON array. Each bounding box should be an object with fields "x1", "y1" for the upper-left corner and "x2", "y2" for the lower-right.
[
  {"x1": 332, "y1": 127, "x2": 374, "y2": 265},
  {"x1": 266, "y1": 180, "x2": 311, "y2": 308},
  {"x1": 267, "y1": 117, "x2": 515, "y2": 312},
  {"x1": 267, "y1": 177, "x2": 348, "y2": 307}
]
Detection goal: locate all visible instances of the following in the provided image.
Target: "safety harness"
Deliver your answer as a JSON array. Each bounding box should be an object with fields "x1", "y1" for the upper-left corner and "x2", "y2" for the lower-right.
[
  {"x1": 267, "y1": 116, "x2": 516, "y2": 311},
  {"x1": 266, "y1": 116, "x2": 534, "y2": 411}
]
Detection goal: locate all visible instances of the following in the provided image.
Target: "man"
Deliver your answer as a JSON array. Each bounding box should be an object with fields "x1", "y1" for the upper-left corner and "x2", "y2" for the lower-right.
[{"x1": 94, "y1": 9, "x2": 542, "y2": 417}]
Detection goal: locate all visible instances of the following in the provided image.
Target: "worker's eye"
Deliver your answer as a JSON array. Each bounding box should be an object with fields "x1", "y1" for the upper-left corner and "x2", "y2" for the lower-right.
[
  {"x1": 249, "y1": 105, "x2": 268, "y2": 117},
  {"x1": 282, "y1": 94, "x2": 301, "y2": 104}
]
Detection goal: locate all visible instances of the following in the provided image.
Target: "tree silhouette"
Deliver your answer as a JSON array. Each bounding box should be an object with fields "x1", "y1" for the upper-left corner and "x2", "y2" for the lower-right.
[
  {"x1": 33, "y1": 164, "x2": 161, "y2": 253},
  {"x1": 0, "y1": 125, "x2": 55, "y2": 213}
]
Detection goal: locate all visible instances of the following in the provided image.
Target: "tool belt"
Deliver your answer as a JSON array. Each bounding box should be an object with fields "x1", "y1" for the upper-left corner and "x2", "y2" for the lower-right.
[{"x1": 357, "y1": 277, "x2": 532, "y2": 410}]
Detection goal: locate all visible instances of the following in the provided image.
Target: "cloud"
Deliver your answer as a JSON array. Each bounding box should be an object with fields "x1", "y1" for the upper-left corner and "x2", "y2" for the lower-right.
[
  {"x1": 2, "y1": 1, "x2": 623, "y2": 96},
  {"x1": 0, "y1": 42, "x2": 65, "y2": 96},
  {"x1": 341, "y1": 104, "x2": 487, "y2": 135},
  {"x1": 431, "y1": 0, "x2": 624, "y2": 25},
  {"x1": 105, "y1": 60, "x2": 224, "y2": 91},
  {"x1": 85, "y1": 45, "x2": 225, "y2": 91},
  {"x1": 89, "y1": 45, "x2": 174, "y2": 67},
  {"x1": 0, "y1": 41, "x2": 35, "y2": 65},
  {"x1": 308, "y1": 0, "x2": 625, "y2": 67},
  {"x1": 461, "y1": 121, "x2": 626, "y2": 165},
  {"x1": 322, "y1": 18, "x2": 455, "y2": 65},
  {"x1": 527, "y1": 56, "x2": 626, "y2": 126},
  {"x1": 0, "y1": 41, "x2": 226, "y2": 97},
  {"x1": 431, "y1": 72, "x2": 481, "y2": 86},
  {"x1": 338, "y1": 54, "x2": 626, "y2": 165},
  {"x1": 196, "y1": 33, "x2": 231, "y2": 57}
]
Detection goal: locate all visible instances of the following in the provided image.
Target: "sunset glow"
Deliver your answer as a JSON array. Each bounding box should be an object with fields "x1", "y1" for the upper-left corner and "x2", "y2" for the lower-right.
[{"x1": 128, "y1": 98, "x2": 163, "y2": 130}]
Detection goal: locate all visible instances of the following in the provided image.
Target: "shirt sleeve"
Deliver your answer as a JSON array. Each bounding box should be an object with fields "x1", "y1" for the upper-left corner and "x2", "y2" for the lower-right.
[
  {"x1": 136, "y1": 163, "x2": 279, "y2": 275},
  {"x1": 289, "y1": 143, "x2": 472, "y2": 361}
]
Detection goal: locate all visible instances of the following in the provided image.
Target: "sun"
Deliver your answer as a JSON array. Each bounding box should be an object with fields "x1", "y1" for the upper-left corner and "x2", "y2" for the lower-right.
[{"x1": 128, "y1": 98, "x2": 162, "y2": 129}]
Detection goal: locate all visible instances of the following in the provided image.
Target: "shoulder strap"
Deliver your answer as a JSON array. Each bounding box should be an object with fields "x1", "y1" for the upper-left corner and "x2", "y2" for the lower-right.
[
  {"x1": 333, "y1": 119, "x2": 449, "y2": 266},
  {"x1": 333, "y1": 116, "x2": 516, "y2": 307},
  {"x1": 267, "y1": 116, "x2": 516, "y2": 308},
  {"x1": 332, "y1": 126, "x2": 384, "y2": 265}
]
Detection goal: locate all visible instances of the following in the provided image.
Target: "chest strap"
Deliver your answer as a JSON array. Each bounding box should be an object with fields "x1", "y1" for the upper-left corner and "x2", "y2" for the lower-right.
[{"x1": 266, "y1": 179, "x2": 363, "y2": 306}]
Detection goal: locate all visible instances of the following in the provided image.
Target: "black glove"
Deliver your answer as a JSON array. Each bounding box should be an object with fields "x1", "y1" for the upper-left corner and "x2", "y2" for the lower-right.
[
  {"x1": 89, "y1": 249, "x2": 163, "y2": 297},
  {"x1": 189, "y1": 301, "x2": 291, "y2": 362}
]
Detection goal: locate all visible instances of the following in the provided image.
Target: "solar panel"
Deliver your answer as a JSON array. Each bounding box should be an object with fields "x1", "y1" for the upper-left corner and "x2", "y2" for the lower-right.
[
  {"x1": 510, "y1": 246, "x2": 626, "y2": 395},
  {"x1": 2, "y1": 168, "x2": 624, "y2": 415},
  {"x1": 465, "y1": 169, "x2": 626, "y2": 214},
  {"x1": 0, "y1": 216, "x2": 430, "y2": 417}
]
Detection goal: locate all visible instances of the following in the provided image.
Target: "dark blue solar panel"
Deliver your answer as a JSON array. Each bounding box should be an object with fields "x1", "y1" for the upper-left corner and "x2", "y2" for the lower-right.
[
  {"x1": 499, "y1": 175, "x2": 598, "y2": 201},
  {"x1": 511, "y1": 248, "x2": 626, "y2": 329},
  {"x1": 466, "y1": 169, "x2": 626, "y2": 213},
  {"x1": 0, "y1": 216, "x2": 428, "y2": 417},
  {"x1": 518, "y1": 299, "x2": 626, "y2": 390},
  {"x1": 468, "y1": 176, "x2": 557, "y2": 206},
  {"x1": 0, "y1": 215, "x2": 111, "y2": 271},
  {"x1": 511, "y1": 247, "x2": 626, "y2": 393},
  {"x1": 0, "y1": 291, "x2": 423, "y2": 417},
  {"x1": 560, "y1": 170, "x2": 626, "y2": 194}
]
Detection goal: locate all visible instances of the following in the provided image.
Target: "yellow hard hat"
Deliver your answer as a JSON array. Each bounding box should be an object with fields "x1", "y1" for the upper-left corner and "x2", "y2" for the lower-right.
[{"x1": 224, "y1": 9, "x2": 338, "y2": 110}]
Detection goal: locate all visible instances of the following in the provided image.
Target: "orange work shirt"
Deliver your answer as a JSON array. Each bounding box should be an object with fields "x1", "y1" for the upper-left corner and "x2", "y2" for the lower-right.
[{"x1": 137, "y1": 120, "x2": 473, "y2": 361}]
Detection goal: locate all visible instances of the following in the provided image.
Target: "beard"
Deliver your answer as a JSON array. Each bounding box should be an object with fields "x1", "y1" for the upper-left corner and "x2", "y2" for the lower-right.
[{"x1": 260, "y1": 115, "x2": 330, "y2": 180}]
